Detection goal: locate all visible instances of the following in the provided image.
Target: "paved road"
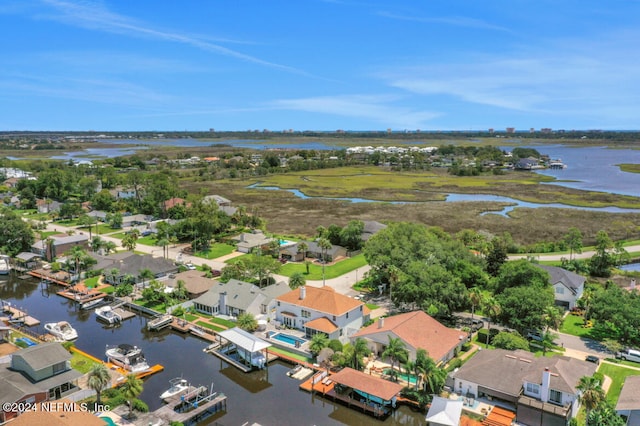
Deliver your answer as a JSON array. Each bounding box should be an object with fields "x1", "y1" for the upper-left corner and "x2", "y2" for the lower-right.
[
  {"x1": 44, "y1": 221, "x2": 369, "y2": 296},
  {"x1": 509, "y1": 244, "x2": 640, "y2": 262}
]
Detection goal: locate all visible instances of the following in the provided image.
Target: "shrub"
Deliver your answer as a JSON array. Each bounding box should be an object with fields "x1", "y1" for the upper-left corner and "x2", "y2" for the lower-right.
[
  {"x1": 131, "y1": 398, "x2": 148, "y2": 413},
  {"x1": 477, "y1": 329, "x2": 490, "y2": 344},
  {"x1": 172, "y1": 306, "x2": 185, "y2": 317},
  {"x1": 446, "y1": 358, "x2": 462, "y2": 372},
  {"x1": 461, "y1": 343, "x2": 472, "y2": 352},
  {"x1": 62, "y1": 341, "x2": 75, "y2": 352},
  {"x1": 328, "y1": 339, "x2": 343, "y2": 353}
]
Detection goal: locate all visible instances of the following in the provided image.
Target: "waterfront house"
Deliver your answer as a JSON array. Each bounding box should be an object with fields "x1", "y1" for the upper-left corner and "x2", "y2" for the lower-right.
[
  {"x1": 274, "y1": 286, "x2": 368, "y2": 341},
  {"x1": 515, "y1": 157, "x2": 541, "y2": 170},
  {"x1": 361, "y1": 221, "x2": 387, "y2": 242},
  {"x1": 0, "y1": 342, "x2": 82, "y2": 423},
  {"x1": 31, "y1": 233, "x2": 90, "y2": 261},
  {"x1": 616, "y1": 375, "x2": 640, "y2": 425},
  {"x1": 191, "y1": 279, "x2": 289, "y2": 320},
  {"x1": 303, "y1": 241, "x2": 347, "y2": 262},
  {"x1": 353, "y1": 310, "x2": 465, "y2": 364},
  {"x1": 93, "y1": 252, "x2": 179, "y2": 284},
  {"x1": 450, "y1": 349, "x2": 597, "y2": 426},
  {"x1": 533, "y1": 264, "x2": 585, "y2": 310},
  {"x1": 13, "y1": 252, "x2": 42, "y2": 272},
  {"x1": 164, "y1": 269, "x2": 216, "y2": 298}
]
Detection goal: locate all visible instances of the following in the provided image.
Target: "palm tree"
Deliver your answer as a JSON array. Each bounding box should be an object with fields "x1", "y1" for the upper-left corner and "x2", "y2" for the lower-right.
[
  {"x1": 403, "y1": 360, "x2": 416, "y2": 386},
  {"x1": 174, "y1": 279, "x2": 188, "y2": 300},
  {"x1": 87, "y1": 363, "x2": 111, "y2": 408},
  {"x1": 122, "y1": 234, "x2": 137, "y2": 251},
  {"x1": 469, "y1": 287, "x2": 483, "y2": 322},
  {"x1": 237, "y1": 312, "x2": 258, "y2": 332},
  {"x1": 120, "y1": 373, "x2": 143, "y2": 418},
  {"x1": 138, "y1": 268, "x2": 154, "y2": 287},
  {"x1": 309, "y1": 333, "x2": 329, "y2": 356},
  {"x1": 577, "y1": 375, "x2": 605, "y2": 421},
  {"x1": 104, "y1": 241, "x2": 117, "y2": 255},
  {"x1": 297, "y1": 242, "x2": 308, "y2": 260},
  {"x1": 91, "y1": 236, "x2": 104, "y2": 253},
  {"x1": 543, "y1": 306, "x2": 563, "y2": 332},
  {"x1": 288, "y1": 272, "x2": 306, "y2": 290},
  {"x1": 482, "y1": 296, "x2": 501, "y2": 348},
  {"x1": 350, "y1": 337, "x2": 370, "y2": 371},
  {"x1": 318, "y1": 237, "x2": 332, "y2": 287},
  {"x1": 382, "y1": 336, "x2": 408, "y2": 381}
]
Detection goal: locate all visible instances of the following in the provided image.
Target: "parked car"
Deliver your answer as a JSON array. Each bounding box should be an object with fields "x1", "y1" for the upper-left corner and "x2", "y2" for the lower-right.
[
  {"x1": 617, "y1": 348, "x2": 640, "y2": 363},
  {"x1": 185, "y1": 263, "x2": 196, "y2": 270},
  {"x1": 585, "y1": 355, "x2": 600, "y2": 364},
  {"x1": 526, "y1": 330, "x2": 544, "y2": 342}
]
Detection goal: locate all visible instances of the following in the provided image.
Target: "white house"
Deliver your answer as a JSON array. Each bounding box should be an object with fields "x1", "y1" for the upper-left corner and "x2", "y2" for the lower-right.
[
  {"x1": 275, "y1": 286, "x2": 369, "y2": 341},
  {"x1": 534, "y1": 264, "x2": 586, "y2": 310}
]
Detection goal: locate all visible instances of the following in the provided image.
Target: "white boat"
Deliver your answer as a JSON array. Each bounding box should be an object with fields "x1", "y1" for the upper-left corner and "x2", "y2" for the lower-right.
[
  {"x1": 147, "y1": 314, "x2": 173, "y2": 331},
  {"x1": 160, "y1": 377, "x2": 189, "y2": 399},
  {"x1": 80, "y1": 297, "x2": 106, "y2": 310},
  {"x1": 105, "y1": 344, "x2": 150, "y2": 373},
  {"x1": 44, "y1": 321, "x2": 78, "y2": 341},
  {"x1": 0, "y1": 255, "x2": 10, "y2": 275},
  {"x1": 95, "y1": 306, "x2": 122, "y2": 324}
]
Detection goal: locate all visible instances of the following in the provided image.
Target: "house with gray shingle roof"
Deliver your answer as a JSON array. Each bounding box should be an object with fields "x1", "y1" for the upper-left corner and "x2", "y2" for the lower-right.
[
  {"x1": 450, "y1": 348, "x2": 596, "y2": 426},
  {"x1": 90, "y1": 252, "x2": 178, "y2": 284},
  {"x1": 616, "y1": 375, "x2": 640, "y2": 425},
  {"x1": 0, "y1": 342, "x2": 82, "y2": 423},
  {"x1": 191, "y1": 279, "x2": 289, "y2": 320},
  {"x1": 534, "y1": 264, "x2": 586, "y2": 310}
]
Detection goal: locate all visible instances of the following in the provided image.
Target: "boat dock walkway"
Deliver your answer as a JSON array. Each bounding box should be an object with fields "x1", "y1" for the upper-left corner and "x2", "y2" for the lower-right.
[
  {"x1": 0, "y1": 302, "x2": 40, "y2": 326},
  {"x1": 146, "y1": 387, "x2": 227, "y2": 425}
]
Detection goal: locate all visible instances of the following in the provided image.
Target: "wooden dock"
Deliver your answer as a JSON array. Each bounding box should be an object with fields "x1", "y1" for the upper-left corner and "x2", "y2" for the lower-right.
[
  {"x1": 151, "y1": 388, "x2": 227, "y2": 425},
  {"x1": 1, "y1": 303, "x2": 40, "y2": 326}
]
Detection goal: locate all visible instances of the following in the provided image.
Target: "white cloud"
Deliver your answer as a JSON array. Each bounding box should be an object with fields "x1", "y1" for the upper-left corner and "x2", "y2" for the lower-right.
[
  {"x1": 377, "y1": 11, "x2": 512, "y2": 33},
  {"x1": 36, "y1": 0, "x2": 309, "y2": 75}
]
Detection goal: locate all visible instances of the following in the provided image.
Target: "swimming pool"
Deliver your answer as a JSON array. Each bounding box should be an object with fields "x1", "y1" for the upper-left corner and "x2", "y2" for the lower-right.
[
  {"x1": 268, "y1": 331, "x2": 307, "y2": 346},
  {"x1": 279, "y1": 239, "x2": 296, "y2": 247}
]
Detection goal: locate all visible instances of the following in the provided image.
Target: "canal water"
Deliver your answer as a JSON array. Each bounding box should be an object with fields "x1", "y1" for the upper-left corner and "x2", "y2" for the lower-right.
[{"x1": 0, "y1": 275, "x2": 425, "y2": 425}]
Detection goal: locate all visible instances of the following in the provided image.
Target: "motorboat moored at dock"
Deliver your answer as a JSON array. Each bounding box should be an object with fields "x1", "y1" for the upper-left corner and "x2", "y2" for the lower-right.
[
  {"x1": 44, "y1": 321, "x2": 78, "y2": 341},
  {"x1": 106, "y1": 343, "x2": 151, "y2": 373},
  {"x1": 95, "y1": 306, "x2": 122, "y2": 324},
  {"x1": 160, "y1": 377, "x2": 189, "y2": 400}
]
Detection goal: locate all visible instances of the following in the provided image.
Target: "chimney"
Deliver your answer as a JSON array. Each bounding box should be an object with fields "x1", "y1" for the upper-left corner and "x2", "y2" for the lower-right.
[
  {"x1": 219, "y1": 292, "x2": 227, "y2": 315},
  {"x1": 541, "y1": 368, "x2": 551, "y2": 403},
  {"x1": 240, "y1": 234, "x2": 245, "y2": 242},
  {"x1": 299, "y1": 286, "x2": 306, "y2": 300},
  {"x1": 631, "y1": 279, "x2": 636, "y2": 290},
  {"x1": 378, "y1": 317, "x2": 384, "y2": 329}
]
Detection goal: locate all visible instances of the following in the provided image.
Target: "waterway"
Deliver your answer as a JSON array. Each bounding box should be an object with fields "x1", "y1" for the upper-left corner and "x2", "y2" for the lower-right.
[
  {"x1": 246, "y1": 183, "x2": 640, "y2": 217},
  {"x1": 0, "y1": 275, "x2": 424, "y2": 425},
  {"x1": 620, "y1": 262, "x2": 640, "y2": 272}
]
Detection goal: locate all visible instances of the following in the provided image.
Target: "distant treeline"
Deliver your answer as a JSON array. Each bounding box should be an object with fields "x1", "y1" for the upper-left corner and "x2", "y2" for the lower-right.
[{"x1": 1, "y1": 129, "x2": 640, "y2": 142}]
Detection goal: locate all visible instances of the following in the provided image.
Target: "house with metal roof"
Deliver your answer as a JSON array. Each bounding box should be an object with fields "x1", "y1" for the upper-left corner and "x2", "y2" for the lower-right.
[
  {"x1": 31, "y1": 233, "x2": 90, "y2": 261},
  {"x1": 275, "y1": 286, "x2": 368, "y2": 341}
]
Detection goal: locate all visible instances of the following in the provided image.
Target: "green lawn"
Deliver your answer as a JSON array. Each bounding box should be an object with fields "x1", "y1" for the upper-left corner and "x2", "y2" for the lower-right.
[
  {"x1": 195, "y1": 321, "x2": 224, "y2": 332},
  {"x1": 599, "y1": 362, "x2": 640, "y2": 404},
  {"x1": 225, "y1": 253, "x2": 252, "y2": 264},
  {"x1": 560, "y1": 314, "x2": 595, "y2": 338},
  {"x1": 267, "y1": 346, "x2": 313, "y2": 363},
  {"x1": 84, "y1": 276, "x2": 100, "y2": 288},
  {"x1": 70, "y1": 351, "x2": 99, "y2": 374},
  {"x1": 99, "y1": 285, "x2": 115, "y2": 294},
  {"x1": 365, "y1": 303, "x2": 380, "y2": 310},
  {"x1": 195, "y1": 243, "x2": 236, "y2": 259},
  {"x1": 278, "y1": 254, "x2": 367, "y2": 280},
  {"x1": 39, "y1": 230, "x2": 60, "y2": 238},
  {"x1": 210, "y1": 317, "x2": 236, "y2": 328}
]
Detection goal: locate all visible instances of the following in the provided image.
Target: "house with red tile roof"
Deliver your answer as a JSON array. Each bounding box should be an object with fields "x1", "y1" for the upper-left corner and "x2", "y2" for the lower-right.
[
  {"x1": 275, "y1": 286, "x2": 369, "y2": 341},
  {"x1": 353, "y1": 310, "x2": 465, "y2": 364}
]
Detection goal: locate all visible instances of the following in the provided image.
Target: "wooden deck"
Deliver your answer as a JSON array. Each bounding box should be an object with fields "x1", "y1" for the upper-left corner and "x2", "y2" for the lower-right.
[
  {"x1": 482, "y1": 406, "x2": 516, "y2": 426},
  {"x1": 1, "y1": 304, "x2": 40, "y2": 326}
]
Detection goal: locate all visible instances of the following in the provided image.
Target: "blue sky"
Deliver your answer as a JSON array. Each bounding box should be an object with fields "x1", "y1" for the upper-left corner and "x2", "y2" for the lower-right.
[{"x1": 1, "y1": 0, "x2": 639, "y2": 131}]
